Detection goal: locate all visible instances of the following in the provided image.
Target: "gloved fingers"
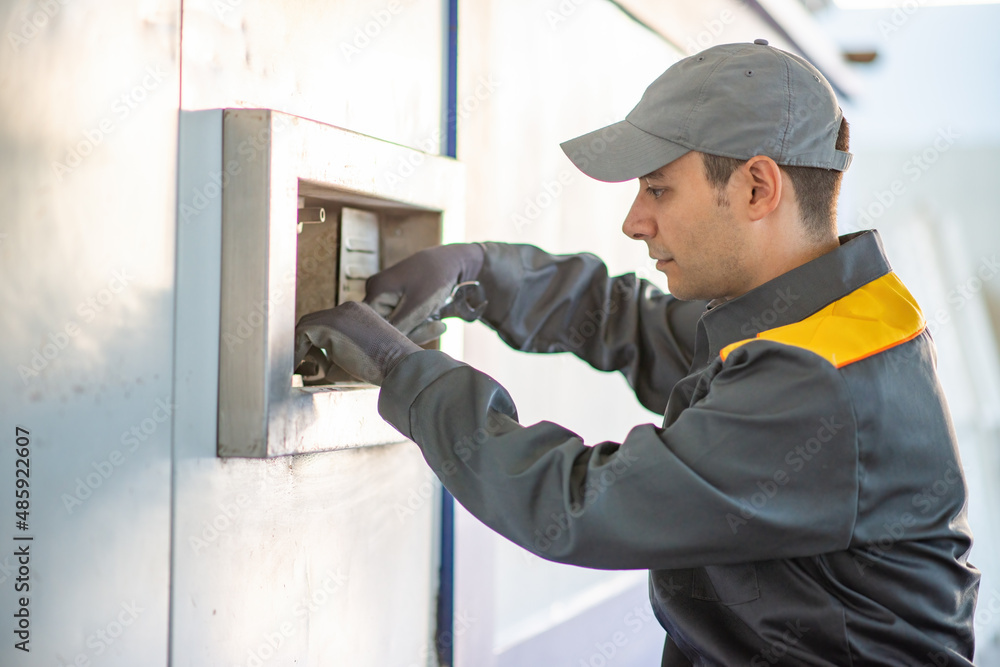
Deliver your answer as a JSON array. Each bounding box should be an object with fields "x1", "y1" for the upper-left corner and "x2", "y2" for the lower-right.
[
  {"x1": 294, "y1": 330, "x2": 317, "y2": 369},
  {"x1": 293, "y1": 301, "x2": 423, "y2": 386},
  {"x1": 294, "y1": 345, "x2": 332, "y2": 382},
  {"x1": 362, "y1": 243, "x2": 485, "y2": 334},
  {"x1": 435, "y1": 281, "x2": 488, "y2": 322},
  {"x1": 386, "y1": 284, "x2": 454, "y2": 338},
  {"x1": 406, "y1": 320, "x2": 447, "y2": 346},
  {"x1": 364, "y1": 289, "x2": 402, "y2": 320},
  {"x1": 298, "y1": 323, "x2": 386, "y2": 386}
]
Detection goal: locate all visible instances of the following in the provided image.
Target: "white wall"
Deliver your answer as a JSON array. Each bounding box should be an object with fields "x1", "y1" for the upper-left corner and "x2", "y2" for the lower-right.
[
  {"x1": 170, "y1": 111, "x2": 442, "y2": 667},
  {"x1": 180, "y1": 0, "x2": 444, "y2": 152},
  {"x1": 455, "y1": 2, "x2": 676, "y2": 661},
  {"x1": 820, "y1": 5, "x2": 1000, "y2": 663},
  {"x1": 172, "y1": 1, "x2": 450, "y2": 665},
  {"x1": 0, "y1": 1, "x2": 180, "y2": 665},
  {"x1": 0, "y1": 0, "x2": 450, "y2": 665}
]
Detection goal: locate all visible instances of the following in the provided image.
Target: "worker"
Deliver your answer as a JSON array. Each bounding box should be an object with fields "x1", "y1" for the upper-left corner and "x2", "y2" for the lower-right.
[{"x1": 295, "y1": 40, "x2": 980, "y2": 665}]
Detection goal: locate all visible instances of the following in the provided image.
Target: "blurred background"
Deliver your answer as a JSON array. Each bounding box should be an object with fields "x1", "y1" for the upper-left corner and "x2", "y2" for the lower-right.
[{"x1": 0, "y1": 0, "x2": 997, "y2": 665}]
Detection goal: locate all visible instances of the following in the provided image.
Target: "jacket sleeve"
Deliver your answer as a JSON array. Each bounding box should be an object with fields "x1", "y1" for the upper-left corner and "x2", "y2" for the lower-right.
[
  {"x1": 378, "y1": 341, "x2": 859, "y2": 571},
  {"x1": 476, "y1": 242, "x2": 706, "y2": 415}
]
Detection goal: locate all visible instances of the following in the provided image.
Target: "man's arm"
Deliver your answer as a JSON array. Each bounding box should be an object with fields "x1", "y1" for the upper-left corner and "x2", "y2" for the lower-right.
[
  {"x1": 379, "y1": 340, "x2": 859, "y2": 571},
  {"x1": 476, "y1": 242, "x2": 706, "y2": 414}
]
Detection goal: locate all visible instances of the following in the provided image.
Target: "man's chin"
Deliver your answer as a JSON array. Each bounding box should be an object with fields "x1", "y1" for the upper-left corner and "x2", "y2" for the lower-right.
[
  {"x1": 664, "y1": 282, "x2": 695, "y2": 300},
  {"x1": 664, "y1": 278, "x2": 718, "y2": 302}
]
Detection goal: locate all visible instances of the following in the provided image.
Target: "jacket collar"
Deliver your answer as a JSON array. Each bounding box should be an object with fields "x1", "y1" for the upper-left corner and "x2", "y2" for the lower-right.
[{"x1": 691, "y1": 229, "x2": 893, "y2": 367}]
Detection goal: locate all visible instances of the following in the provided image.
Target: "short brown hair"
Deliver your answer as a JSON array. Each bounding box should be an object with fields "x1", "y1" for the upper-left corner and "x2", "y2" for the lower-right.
[{"x1": 701, "y1": 118, "x2": 850, "y2": 241}]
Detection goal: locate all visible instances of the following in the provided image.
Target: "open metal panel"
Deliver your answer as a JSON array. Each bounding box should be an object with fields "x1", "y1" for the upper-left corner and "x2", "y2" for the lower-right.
[{"x1": 218, "y1": 109, "x2": 464, "y2": 457}]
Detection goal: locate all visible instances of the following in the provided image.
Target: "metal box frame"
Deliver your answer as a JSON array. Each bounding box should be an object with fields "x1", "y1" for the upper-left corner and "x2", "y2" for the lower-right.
[{"x1": 218, "y1": 109, "x2": 464, "y2": 457}]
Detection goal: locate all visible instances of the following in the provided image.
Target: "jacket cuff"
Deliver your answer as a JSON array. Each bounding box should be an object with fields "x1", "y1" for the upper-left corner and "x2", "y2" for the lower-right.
[
  {"x1": 478, "y1": 242, "x2": 524, "y2": 329},
  {"x1": 378, "y1": 349, "x2": 467, "y2": 440}
]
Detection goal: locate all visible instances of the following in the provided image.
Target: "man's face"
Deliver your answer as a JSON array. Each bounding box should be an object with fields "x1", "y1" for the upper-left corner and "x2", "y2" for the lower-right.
[{"x1": 621, "y1": 151, "x2": 752, "y2": 301}]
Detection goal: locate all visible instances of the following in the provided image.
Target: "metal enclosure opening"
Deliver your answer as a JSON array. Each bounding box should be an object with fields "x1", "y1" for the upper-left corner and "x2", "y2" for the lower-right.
[
  {"x1": 217, "y1": 109, "x2": 464, "y2": 457},
  {"x1": 293, "y1": 189, "x2": 442, "y2": 387}
]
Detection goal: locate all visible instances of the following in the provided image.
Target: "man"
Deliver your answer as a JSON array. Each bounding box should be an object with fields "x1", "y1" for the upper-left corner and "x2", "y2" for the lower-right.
[{"x1": 295, "y1": 41, "x2": 980, "y2": 664}]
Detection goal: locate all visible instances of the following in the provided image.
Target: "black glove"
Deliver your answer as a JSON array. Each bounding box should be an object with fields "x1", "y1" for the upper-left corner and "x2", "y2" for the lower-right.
[
  {"x1": 364, "y1": 243, "x2": 486, "y2": 345},
  {"x1": 294, "y1": 301, "x2": 422, "y2": 386}
]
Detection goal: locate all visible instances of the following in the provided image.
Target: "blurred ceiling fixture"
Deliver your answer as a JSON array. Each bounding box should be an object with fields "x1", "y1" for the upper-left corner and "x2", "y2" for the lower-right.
[{"x1": 843, "y1": 50, "x2": 879, "y2": 63}]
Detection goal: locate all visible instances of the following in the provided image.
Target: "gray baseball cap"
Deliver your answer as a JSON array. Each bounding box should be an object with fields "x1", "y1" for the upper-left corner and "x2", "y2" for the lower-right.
[{"x1": 560, "y1": 40, "x2": 852, "y2": 182}]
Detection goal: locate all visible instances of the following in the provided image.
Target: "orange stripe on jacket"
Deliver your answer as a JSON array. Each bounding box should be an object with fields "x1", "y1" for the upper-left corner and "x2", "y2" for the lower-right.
[{"x1": 719, "y1": 272, "x2": 926, "y2": 369}]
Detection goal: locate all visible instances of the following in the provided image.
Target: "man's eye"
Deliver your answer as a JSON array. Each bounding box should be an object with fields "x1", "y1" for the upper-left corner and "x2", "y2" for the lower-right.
[{"x1": 645, "y1": 186, "x2": 666, "y2": 199}]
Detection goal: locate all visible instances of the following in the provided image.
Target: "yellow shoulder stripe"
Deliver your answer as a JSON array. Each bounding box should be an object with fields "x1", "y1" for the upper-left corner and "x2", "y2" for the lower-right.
[{"x1": 720, "y1": 272, "x2": 926, "y2": 369}]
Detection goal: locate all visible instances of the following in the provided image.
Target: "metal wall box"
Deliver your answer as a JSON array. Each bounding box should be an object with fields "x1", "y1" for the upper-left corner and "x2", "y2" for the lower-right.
[{"x1": 218, "y1": 109, "x2": 464, "y2": 457}]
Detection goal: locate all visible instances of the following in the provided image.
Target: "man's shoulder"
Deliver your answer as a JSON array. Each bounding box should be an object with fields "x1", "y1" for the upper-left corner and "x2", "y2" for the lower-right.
[{"x1": 720, "y1": 271, "x2": 925, "y2": 370}]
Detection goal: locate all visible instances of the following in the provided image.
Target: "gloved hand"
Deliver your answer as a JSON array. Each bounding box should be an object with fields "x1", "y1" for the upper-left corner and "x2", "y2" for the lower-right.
[
  {"x1": 294, "y1": 301, "x2": 422, "y2": 386},
  {"x1": 364, "y1": 243, "x2": 486, "y2": 345}
]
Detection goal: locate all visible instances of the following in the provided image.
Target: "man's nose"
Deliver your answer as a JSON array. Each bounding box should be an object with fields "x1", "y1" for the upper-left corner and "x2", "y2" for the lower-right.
[{"x1": 622, "y1": 192, "x2": 656, "y2": 241}]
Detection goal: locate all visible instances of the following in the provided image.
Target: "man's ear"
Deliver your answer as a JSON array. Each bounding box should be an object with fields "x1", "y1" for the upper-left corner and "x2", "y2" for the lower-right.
[{"x1": 741, "y1": 156, "x2": 782, "y2": 221}]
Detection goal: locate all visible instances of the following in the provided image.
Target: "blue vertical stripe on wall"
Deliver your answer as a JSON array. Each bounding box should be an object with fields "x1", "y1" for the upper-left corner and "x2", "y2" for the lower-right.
[{"x1": 436, "y1": 0, "x2": 458, "y2": 665}]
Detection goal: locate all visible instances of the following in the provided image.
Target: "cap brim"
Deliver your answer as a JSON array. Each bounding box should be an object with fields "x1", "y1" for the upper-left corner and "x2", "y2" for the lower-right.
[{"x1": 559, "y1": 120, "x2": 691, "y2": 183}]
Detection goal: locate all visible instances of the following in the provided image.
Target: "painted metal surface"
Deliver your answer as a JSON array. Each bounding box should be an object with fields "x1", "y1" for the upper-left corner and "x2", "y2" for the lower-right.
[
  {"x1": 0, "y1": 1, "x2": 181, "y2": 665},
  {"x1": 175, "y1": 1, "x2": 456, "y2": 663},
  {"x1": 172, "y1": 110, "x2": 443, "y2": 665},
  {"x1": 180, "y1": 0, "x2": 445, "y2": 153}
]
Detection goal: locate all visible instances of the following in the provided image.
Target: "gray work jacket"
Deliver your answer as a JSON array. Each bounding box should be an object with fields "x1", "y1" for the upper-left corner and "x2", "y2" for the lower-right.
[{"x1": 378, "y1": 230, "x2": 980, "y2": 665}]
